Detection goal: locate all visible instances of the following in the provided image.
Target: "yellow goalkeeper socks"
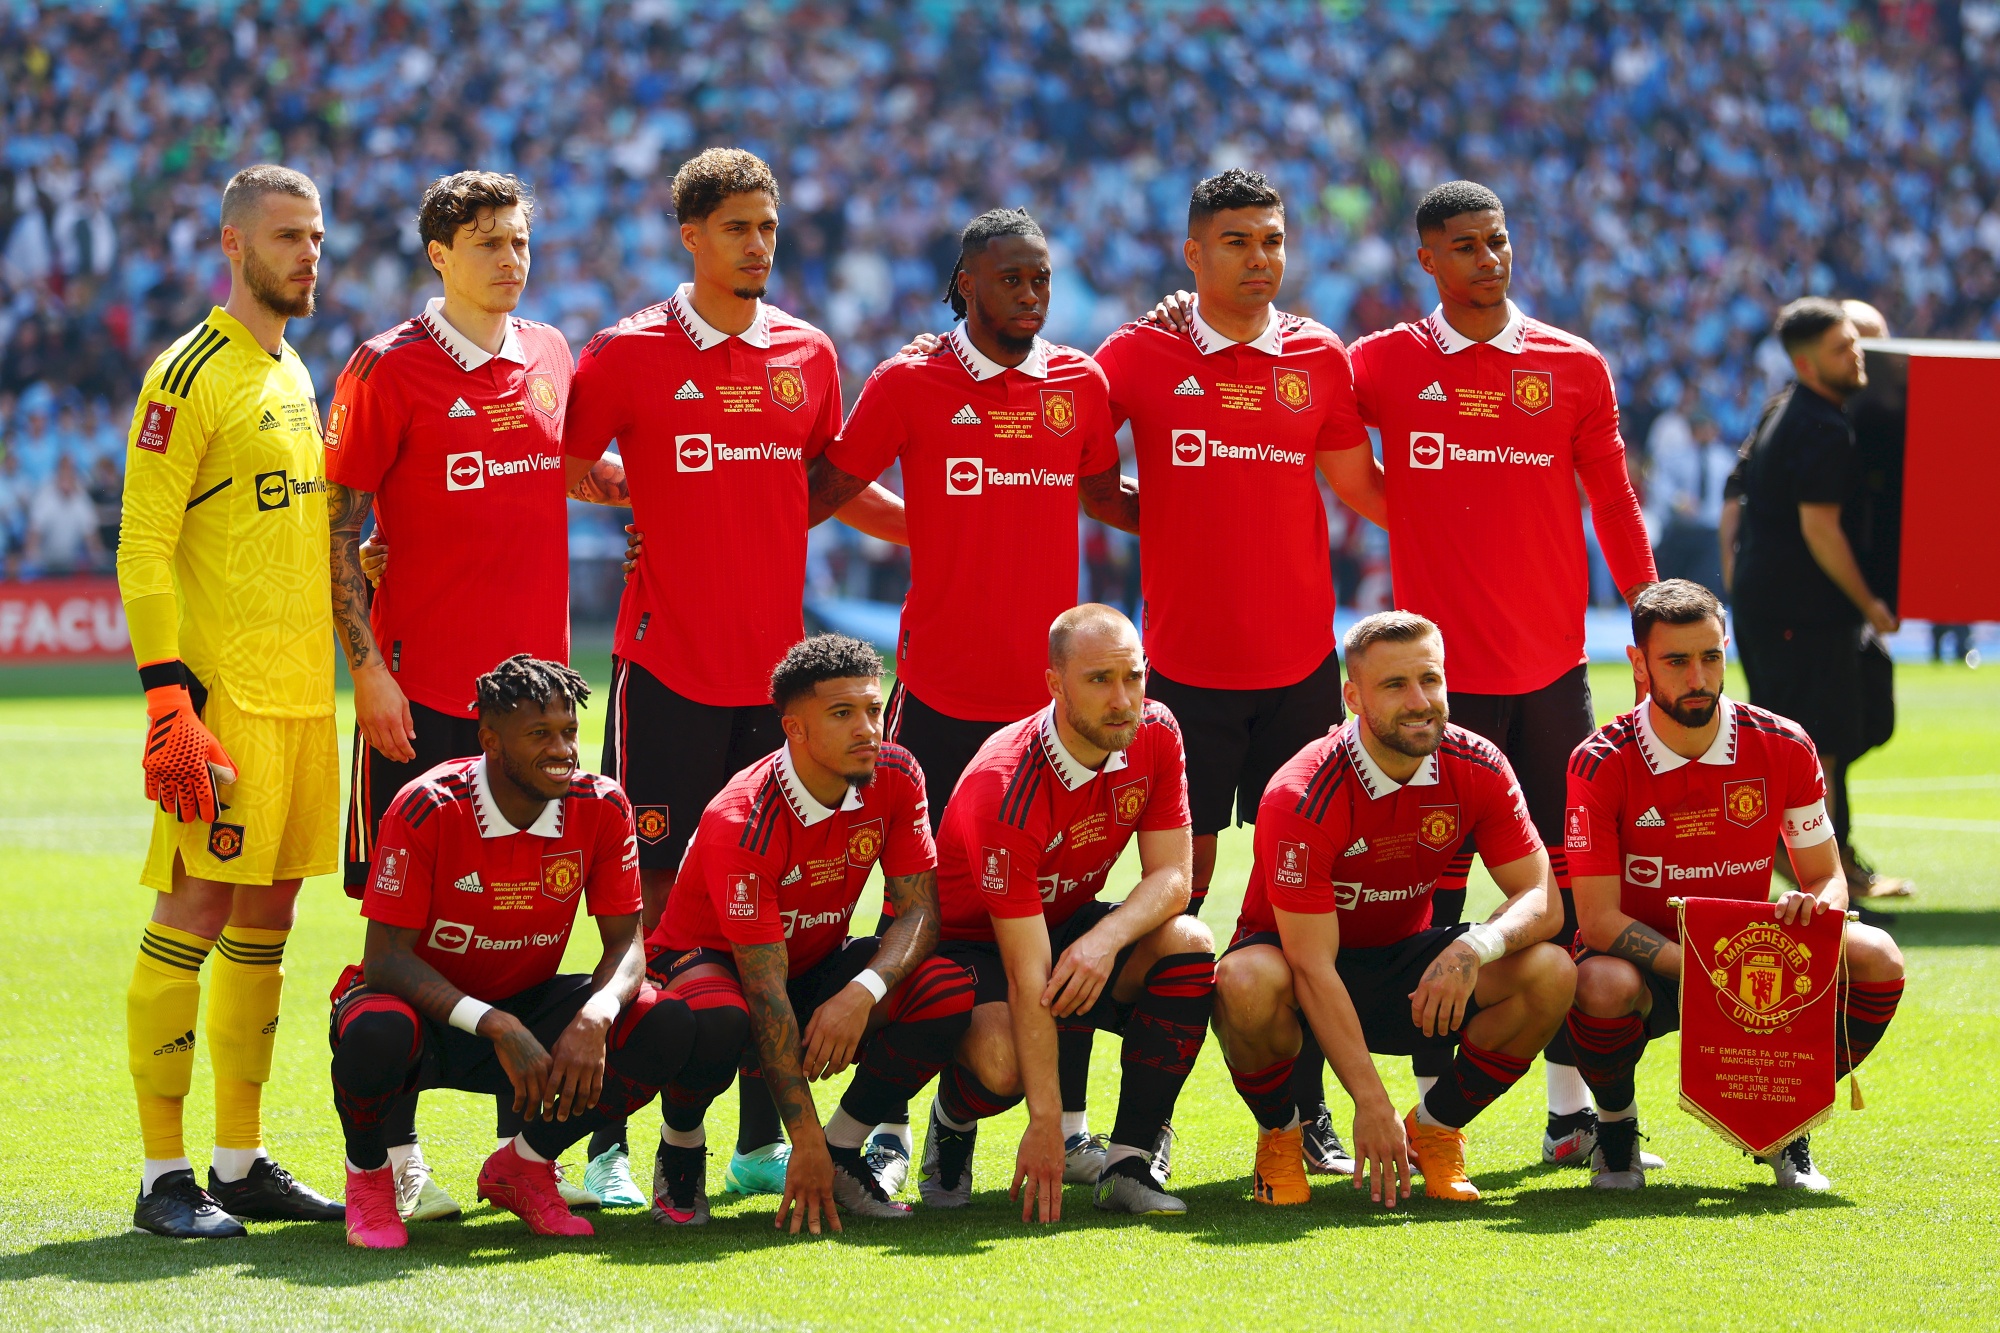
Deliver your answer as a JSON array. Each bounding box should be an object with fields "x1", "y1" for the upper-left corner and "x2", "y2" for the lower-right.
[
  {"x1": 128, "y1": 923, "x2": 214, "y2": 1162},
  {"x1": 208, "y1": 926, "x2": 288, "y2": 1154}
]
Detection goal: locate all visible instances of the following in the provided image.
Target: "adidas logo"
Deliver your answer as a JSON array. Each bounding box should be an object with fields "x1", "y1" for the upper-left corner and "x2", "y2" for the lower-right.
[
  {"x1": 454, "y1": 871, "x2": 484, "y2": 894},
  {"x1": 780, "y1": 866, "x2": 802, "y2": 886},
  {"x1": 951, "y1": 404, "x2": 981, "y2": 425},
  {"x1": 448, "y1": 397, "x2": 476, "y2": 419},
  {"x1": 1342, "y1": 837, "x2": 1368, "y2": 857},
  {"x1": 1418, "y1": 381, "x2": 1447, "y2": 402},
  {"x1": 1173, "y1": 376, "x2": 1204, "y2": 396},
  {"x1": 674, "y1": 379, "x2": 704, "y2": 400},
  {"x1": 257, "y1": 409, "x2": 280, "y2": 431},
  {"x1": 1635, "y1": 806, "x2": 1666, "y2": 829},
  {"x1": 261, "y1": 1017, "x2": 280, "y2": 1034},
  {"x1": 1046, "y1": 830, "x2": 1065, "y2": 852},
  {"x1": 154, "y1": 1029, "x2": 196, "y2": 1056}
]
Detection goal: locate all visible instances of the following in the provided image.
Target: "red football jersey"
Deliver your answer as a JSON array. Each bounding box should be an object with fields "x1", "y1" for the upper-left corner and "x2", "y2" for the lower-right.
[
  {"x1": 1093, "y1": 307, "x2": 1369, "y2": 690},
  {"x1": 360, "y1": 757, "x2": 641, "y2": 1001},
  {"x1": 649, "y1": 742, "x2": 935, "y2": 976},
  {"x1": 1564, "y1": 698, "x2": 1831, "y2": 938},
  {"x1": 325, "y1": 301, "x2": 573, "y2": 716},
  {"x1": 1350, "y1": 303, "x2": 1637, "y2": 696},
  {"x1": 1237, "y1": 721, "x2": 1542, "y2": 948},
  {"x1": 564, "y1": 286, "x2": 843, "y2": 706},
  {"x1": 826, "y1": 328, "x2": 1119, "y2": 721},
  {"x1": 937, "y1": 701, "x2": 1192, "y2": 942}
]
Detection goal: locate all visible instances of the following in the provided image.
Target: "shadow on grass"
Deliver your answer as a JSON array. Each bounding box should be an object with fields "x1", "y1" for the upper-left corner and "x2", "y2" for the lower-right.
[{"x1": 1878, "y1": 910, "x2": 2000, "y2": 948}]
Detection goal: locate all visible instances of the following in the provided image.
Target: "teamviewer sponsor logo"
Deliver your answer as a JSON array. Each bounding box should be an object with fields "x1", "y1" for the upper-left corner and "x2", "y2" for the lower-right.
[
  {"x1": 446, "y1": 451, "x2": 485, "y2": 490},
  {"x1": 676, "y1": 434, "x2": 713, "y2": 472},
  {"x1": 1171, "y1": 429, "x2": 1206, "y2": 466},
  {"x1": 1623, "y1": 854, "x2": 1663, "y2": 888},
  {"x1": 427, "y1": 919, "x2": 474, "y2": 954},
  {"x1": 946, "y1": 457, "x2": 983, "y2": 495},
  {"x1": 1410, "y1": 432, "x2": 1444, "y2": 470}
]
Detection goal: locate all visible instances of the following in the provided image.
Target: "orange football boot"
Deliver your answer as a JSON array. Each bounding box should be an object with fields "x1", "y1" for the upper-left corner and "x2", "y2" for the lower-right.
[{"x1": 1404, "y1": 1108, "x2": 1479, "y2": 1201}]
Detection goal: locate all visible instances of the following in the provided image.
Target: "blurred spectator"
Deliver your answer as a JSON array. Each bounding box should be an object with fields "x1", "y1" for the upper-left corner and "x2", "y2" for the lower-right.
[
  {"x1": 88, "y1": 454, "x2": 124, "y2": 556},
  {"x1": 24, "y1": 454, "x2": 104, "y2": 575},
  {"x1": 0, "y1": 448, "x2": 27, "y2": 578},
  {"x1": 1648, "y1": 411, "x2": 1736, "y2": 594}
]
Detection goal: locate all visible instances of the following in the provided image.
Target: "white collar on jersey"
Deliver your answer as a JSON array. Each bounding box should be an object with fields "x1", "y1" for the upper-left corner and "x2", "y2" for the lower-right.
[
  {"x1": 471, "y1": 755, "x2": 565, "y2": 838},
  {"x1": 419, "y1": 297, "x2": 525, "y2": 372},
  {"x1": 1188, "y1": 301, "x2": 1285, "y2": 356},
  {"x1": 1038, "y1": 703, "x2": 1130, "y2": 792},
  {"x1": 1425, "y1": 299, "x2": 1527, "y2": 356},
  {"x1": 1341, "y1": 720, "x2": 1440, "y2": 799},
  {"x1": 773, "y1": 742, "x2": 864, "y2": 827},
  {"x1": 669, "y1": 282, "x2": 773, "y2": 351},
  {"x1": 945, "y1": 323, "x2": 1050, "y2": 381},
  {"x1": 1635, "y1": 695, "x2": 1739, "y2": 775}
]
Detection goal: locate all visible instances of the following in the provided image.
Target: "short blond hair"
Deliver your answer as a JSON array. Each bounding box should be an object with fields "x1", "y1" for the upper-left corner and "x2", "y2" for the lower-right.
[
  {"x1": 1048, "y1": 603, "x2": 1137, "y2": 669},
  {"x1": 1343, "y1": 610, "x2": 1441, "y2": 669},
  {"x1": 220, "y1": 164, "x2": 318, "y2": 229}
]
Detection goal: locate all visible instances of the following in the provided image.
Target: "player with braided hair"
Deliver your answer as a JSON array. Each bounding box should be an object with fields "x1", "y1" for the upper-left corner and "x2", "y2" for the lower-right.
[{"x1": 330, "y1": 653, "x2": 705, "y2": 1248}]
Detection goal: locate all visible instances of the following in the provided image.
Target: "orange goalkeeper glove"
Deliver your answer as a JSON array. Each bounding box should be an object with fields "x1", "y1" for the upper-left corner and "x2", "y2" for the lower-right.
[{"x1": 140, "y1": 663, "x2": 237, "y2": 824}]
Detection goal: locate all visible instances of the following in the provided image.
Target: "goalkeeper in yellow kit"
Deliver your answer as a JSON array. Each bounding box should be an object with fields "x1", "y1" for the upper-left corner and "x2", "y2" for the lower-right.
[{"x1": 117, "y1": 166, "x2": 346, "y2": 1237}]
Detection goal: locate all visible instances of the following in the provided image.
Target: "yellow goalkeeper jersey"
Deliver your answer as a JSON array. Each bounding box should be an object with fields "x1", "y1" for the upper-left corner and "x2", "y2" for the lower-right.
[{"x1": 116, "y1": 306, "x2": 334, "y2": 718}]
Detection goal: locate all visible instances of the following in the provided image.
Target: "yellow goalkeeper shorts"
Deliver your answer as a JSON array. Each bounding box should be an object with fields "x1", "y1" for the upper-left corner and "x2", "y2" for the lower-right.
[{"x1": 142, "y1": 681, "x2": 339, "y2": 890}]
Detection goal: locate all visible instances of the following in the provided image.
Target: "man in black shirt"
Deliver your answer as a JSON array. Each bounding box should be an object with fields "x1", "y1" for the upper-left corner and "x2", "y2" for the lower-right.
[{"x1": 1730, "y1": 297, "x2": 1903, "y2": 897}]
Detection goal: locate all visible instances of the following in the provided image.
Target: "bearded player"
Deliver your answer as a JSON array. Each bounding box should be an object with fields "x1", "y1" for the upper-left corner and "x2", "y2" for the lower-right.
[
  {"x1": 642, "y1": 634, "x2": 974, "y2": 1230},
  {"x1": 1212, "y1": 611, "x2": 1574, "y2": 1207},
  {"x1": 925, "y1": 605, "x2": 1211, "y2": 1222},
  {"x1": 116, "y1": 165, "x2": 344, "y2": 1237},
  {"x1": 329, "y1": 657, "x2": 699, "y2": 1248},
  {"x1": 808, "y1": 206, "x2": 1134, "y2": 1187},
  {"x1": 562, "y1": 148, "x2": 904, "y2": 1199},
  {"x1": 1563, "y1": 580, "x2": 1903, "y2": 1191},
  {"x1": 325, "y1": 170, "x2": 632, "y2": 1216}
]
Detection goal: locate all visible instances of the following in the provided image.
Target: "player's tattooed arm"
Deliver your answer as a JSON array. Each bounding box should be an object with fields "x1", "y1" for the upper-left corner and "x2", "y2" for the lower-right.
[
  {"x1": 870, "y1": 869, "x2": 941, "y2": 993},
  {"x1": 1078, "y1": 464, "x2": 1138, "y2": 534},
  {"x1": 565, "y1": 452, "x2": 629, "y2": 506},
  {"x1": 806, "y1": 456, "x2": 872, "y2": 527},
  {"x1": 734, "y1": 940, "x2": 819, "y2": 1131},
  {"x1": 326, "y1": 481, "x2": 381, "y2": 671},
  {"x1": 1608, "y1": 919, "x2": 1673, "y2": 969}
]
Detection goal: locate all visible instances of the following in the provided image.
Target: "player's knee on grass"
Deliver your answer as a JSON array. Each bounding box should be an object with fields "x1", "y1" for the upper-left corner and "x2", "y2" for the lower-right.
[
  {"x1": 1119, "y1": 914, "x2": 1215, "y2": 997},
  {"x1": 957, "y1": 1003, "x2": 1022, "y2": 1098},
  {"x1": 1213, "y1": 946, "x2": 1296, "y2": 1054},
  {"x1": 1845, "y1": 923, "x2": 1905, "y2": 982},
  {"x1": 331, "y1": 1003, "x2": 420, "y2": 1097},
  {"x1": 1507, "y1": 941, "x2": 1577, "y2": 1015},
  {"x1": 1574, "y1": 955, "x2": 1649, "y2": 1018}
]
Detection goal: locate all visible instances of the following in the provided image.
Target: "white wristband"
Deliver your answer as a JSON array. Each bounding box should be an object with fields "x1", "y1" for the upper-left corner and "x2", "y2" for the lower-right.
[
  {"x1": 852, "y1": 969, "x2": 889, "y2": 1004},
  {"x1": 1461, "y1": 923, "x2": 1506, "y2": 966},
  {"x1": 449, "y1": 995, "x2": 494, "y2": 1034}
]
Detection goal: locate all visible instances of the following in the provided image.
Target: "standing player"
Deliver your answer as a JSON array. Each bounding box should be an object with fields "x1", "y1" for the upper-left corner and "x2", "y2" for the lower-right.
[
  {"x1": 926, "y1": 605, "x2": 1212, "y2": 1221},
  {"x1": 324, "y1": 170, "x2": 633, "y2": 1215},
  {"x1": 643, "y1": 634, "x2": 974, "y2": 1230},
  {"x1": 115, "y1": 165, "x2": 344, "y2": 1237},
  {"x1": 562, "y1": 148, "x2": 903, "y2": 1199},
  {"x1": 1093, "y1": 168, "x2": 1386, "y2": 1178},
  {"x1": 1212, "y1": 611, "x2": 1573, "y2": 1206},
  {"x1": 1344, "y1": 181, "x2": 1655, "y2": 1163},
  {"x1": 329, "y1": 656, "x2": 695, "y2": 1248},
  {"x1": 809, "y1": 208, "x2": 1134, "y2": 1185},
  {"x1": 1563, "y1": 581, "x2": 1904, "y2": 1191}
]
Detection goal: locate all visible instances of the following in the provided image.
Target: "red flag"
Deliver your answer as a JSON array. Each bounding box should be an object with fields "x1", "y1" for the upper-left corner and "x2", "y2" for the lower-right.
[{"x1": 1677, "y1": 896, "x2": 1845, "y2": 1156}]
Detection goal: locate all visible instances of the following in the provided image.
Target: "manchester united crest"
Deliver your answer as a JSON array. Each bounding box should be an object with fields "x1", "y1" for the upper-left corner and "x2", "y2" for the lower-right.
[
  {"x1": 1723, "y1": 778, "x2": 1767, "y2": 828},
  {"x1": 635, "y1": 806, "x2": 670, "y2": 844},
  {"x1": 767, "y1": 364, "x2": 808, "y2": 412},
  {"x1": 1417, "y1": 805, "x2": 1459, "y2": 850},
  {"x1": 1111, "y1": 777, "x2": 1150, "y2": 826},
  {"x1": 1040, "y1": 388, "x2": 1076, "y2": 435},
  {"x1": 541, "y1": 850, "x2": 583, "y2": 902},
  {"x1": 1512, "y1": 369, "x2": 1553, "y2": 415},
  {"x1": 208, "y1": 822, "x2": 245, "y2": 862},
  {"x1": 1703, "y1": 921, "x2": 1826, "y2": 1032},
  {"x1": 847, "y1": 819, "x2": 884, "y2": 867},
  {"x1": 528, "y1": 374, "x2": 560, "y2": 418},
  {"x1": 1274, "y1": 367, "x2": 1312, "y2": 413}
]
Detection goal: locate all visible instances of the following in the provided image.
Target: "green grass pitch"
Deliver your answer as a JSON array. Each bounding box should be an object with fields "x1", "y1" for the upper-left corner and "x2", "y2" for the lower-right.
[{"x1": 1, "y1": 657, "x2": 1995, "y2": 1330}]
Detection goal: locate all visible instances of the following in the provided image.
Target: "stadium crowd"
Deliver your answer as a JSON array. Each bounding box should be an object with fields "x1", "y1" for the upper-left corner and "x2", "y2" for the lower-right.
[{"x1": 2, "y1": 0, "x2": 1994, "y2": 596}]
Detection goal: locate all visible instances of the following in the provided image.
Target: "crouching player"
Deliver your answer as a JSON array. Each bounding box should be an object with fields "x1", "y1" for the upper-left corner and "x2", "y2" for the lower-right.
[
  {"x1": 329, "y1": 657, "x2": 700, "y2": 1248},
  {"x1": 1564, "y1": 580, "x2": 1904, "y2": 1191},
  {"x1": 1212, "y1": 612, "x2": 1574, "y2": 1207},
  {"x1": 926, "y1": 605, "x2": 1211, "y2": 1222},
  {"x1": 645, "y1": 634, "x2": 974, "y2": 1232}
]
